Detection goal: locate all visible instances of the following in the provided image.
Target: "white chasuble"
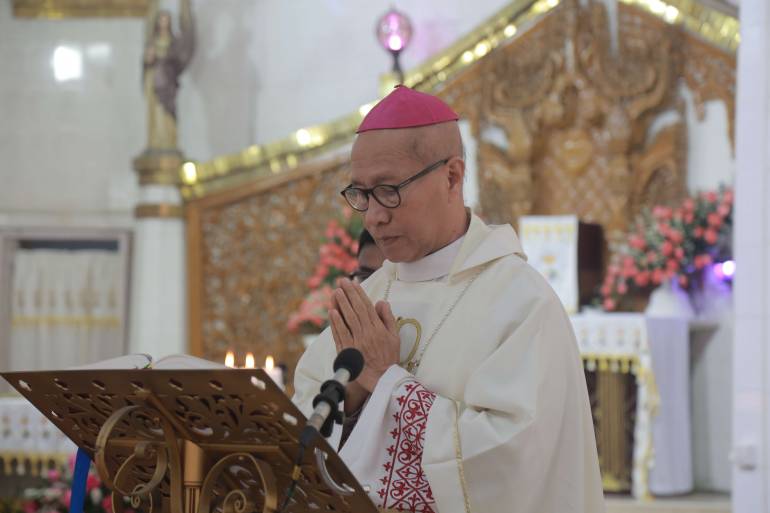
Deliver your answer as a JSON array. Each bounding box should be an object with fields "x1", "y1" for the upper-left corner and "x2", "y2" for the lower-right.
[{"x1": 293, "y1": 214, "x2": 605, "y2": 513}]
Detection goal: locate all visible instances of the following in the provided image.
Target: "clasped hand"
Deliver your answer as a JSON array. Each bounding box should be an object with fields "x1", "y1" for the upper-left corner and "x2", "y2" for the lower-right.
[{"x1": 329, "y1": 278, "x2": 400, "y2": 393}]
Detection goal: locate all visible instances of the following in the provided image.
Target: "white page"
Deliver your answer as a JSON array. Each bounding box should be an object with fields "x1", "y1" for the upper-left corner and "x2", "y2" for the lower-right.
[
  {"x1": 67, "y1": 353, "x2": 152, "y2": 370},
  {"x1": 152, "y1": 354, "x2": 226, "y2": 370}
]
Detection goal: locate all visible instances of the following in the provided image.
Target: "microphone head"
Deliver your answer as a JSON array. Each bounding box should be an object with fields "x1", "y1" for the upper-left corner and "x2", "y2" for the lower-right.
[{"x1": 333, "y1": 348, "x2": 364, "y2": 381}]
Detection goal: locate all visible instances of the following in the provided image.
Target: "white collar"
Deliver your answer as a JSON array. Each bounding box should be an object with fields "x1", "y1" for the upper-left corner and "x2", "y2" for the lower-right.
[{"x1": 394, "y1": 234, "x2": 466, "y2": 282}]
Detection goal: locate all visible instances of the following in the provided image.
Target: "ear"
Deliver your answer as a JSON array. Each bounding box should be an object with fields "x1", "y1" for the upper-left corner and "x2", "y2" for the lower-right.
[{"x1": 446, "y1": 157, "x2": 465, "y2": 198}]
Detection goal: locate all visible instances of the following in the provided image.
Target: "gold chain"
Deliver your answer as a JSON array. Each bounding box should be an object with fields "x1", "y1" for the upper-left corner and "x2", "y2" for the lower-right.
[
  {"x1": 453, "y1": 400, "x2": 473, "y2": 513},
  {"x1": 383, "y1": 265, "x2": 486, "y2": 373}
]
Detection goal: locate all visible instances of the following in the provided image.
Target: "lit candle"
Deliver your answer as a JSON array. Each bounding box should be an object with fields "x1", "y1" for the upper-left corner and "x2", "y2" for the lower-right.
[
  {"x1": 244, "y1": 352, "x2": 256, "y2": 369},
  {"x1": 264, "y1": 355, "x2": 285, "y2": 391},
  {"x1": 224, "y1": 351, "x2": 235, "y2": 368}
]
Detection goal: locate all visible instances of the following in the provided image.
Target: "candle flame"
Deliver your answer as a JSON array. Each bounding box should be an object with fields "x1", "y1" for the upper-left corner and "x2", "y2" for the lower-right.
[
  {"x1": 265, "y1": 355, "x2": 275, "y2": 370},
  {"x1": 224, "y1": 351, "x2": 235, "y2": 368},
  {"x1": 245, "y1": 352, "x2": 256, "y2": 369}
]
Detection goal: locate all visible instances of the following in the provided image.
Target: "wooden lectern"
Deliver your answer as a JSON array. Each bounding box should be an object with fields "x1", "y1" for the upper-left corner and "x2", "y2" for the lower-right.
[{"x1": 1, "y1": 368, "x2": 378, "y2": 513}]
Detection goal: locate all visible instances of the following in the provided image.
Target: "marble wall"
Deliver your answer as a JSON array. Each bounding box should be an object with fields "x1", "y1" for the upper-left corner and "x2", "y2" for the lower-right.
[{"x1": 0, "y1": 4, "x2": 143, "y2": 228}]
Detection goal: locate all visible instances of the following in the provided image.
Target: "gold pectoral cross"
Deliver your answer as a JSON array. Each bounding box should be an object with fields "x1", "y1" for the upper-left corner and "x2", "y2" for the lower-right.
[{"x1": 396, "y1": 317, "x2": 422, "y2": 373}]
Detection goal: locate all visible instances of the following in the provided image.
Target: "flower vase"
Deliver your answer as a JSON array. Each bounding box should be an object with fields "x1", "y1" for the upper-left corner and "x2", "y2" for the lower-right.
[
  {"x1": 645, "y1": 278, "x2": 695, "y2": 319},
  {"x1": 616, "y1": 288, "x2": 652, "y2": 312},
  {"x1": 690, "y1": 267, "x2": 732, "y2": 318}
]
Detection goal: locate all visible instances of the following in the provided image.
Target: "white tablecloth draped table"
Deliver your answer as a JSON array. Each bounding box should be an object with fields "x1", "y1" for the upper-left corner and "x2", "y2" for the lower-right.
[{"x1": 0, "y1": 395, "x2": 76, "y2": 476}]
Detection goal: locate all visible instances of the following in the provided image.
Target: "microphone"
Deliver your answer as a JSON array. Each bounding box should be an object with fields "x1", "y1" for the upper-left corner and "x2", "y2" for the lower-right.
[
  {"x1": 280, "y1": 348, "x2": 364, "y2": 513},
  {"x1": 301, "y1": 348, "x2": 364, "y2": 445}
]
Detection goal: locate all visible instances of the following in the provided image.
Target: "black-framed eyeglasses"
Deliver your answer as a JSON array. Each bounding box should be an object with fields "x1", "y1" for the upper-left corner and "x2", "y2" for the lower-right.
[
  {"x1": 340, "y1": 157, "x2": 450, "y2": 212},
  {"x1": 349, "y1": 267, "x2": 376, "y2": 283}
]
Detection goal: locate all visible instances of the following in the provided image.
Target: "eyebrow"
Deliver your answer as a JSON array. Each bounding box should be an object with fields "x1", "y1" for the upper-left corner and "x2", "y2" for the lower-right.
[{"x1": 350, "y1": 170, "x2": 400, "y2": 187}]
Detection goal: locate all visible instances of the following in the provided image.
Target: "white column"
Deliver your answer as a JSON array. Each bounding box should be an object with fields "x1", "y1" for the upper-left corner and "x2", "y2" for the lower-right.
[
  {"x1": 129, "y1": 184, "x2": 187, "y2": 358},
  {"x1": 732, "y1": 0, "x2": 770, "y2": 511}
]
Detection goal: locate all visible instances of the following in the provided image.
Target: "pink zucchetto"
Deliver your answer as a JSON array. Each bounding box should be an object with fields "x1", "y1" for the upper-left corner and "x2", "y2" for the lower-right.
[{"x1": 356, "y1": 85, "x2": 459, "y2": 134}]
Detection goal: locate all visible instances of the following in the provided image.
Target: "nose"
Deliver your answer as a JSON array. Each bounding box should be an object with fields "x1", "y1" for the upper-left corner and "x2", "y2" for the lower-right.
[{"x1": 365, "y1": 197, "x2": 390, "y2": 229}]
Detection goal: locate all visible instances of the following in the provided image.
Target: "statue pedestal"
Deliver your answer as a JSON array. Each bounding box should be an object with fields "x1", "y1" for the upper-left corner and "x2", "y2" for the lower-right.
[
  {"x1": 129, "y1": 149, "x2": 187, "y2": 357},
  {"x1": 133, "y1": 149, "x2": 185, "y2": 186}
]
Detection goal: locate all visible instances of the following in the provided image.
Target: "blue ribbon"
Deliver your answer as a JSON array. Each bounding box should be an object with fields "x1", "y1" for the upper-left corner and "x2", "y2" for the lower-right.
[{"x1": 69, "y1": 448, "x2": 91, "y2": 513}]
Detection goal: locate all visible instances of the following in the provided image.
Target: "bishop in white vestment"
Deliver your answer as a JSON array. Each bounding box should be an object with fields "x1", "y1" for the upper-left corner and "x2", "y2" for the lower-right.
[{"x1": 293, "y1": 86, "x2": 604, "y2": 513}]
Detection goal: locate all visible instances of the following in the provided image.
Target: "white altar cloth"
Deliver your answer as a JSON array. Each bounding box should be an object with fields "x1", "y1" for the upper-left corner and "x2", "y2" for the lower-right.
[{"x1": 571, "y1": 312, "x2": 692, "y2": 498}]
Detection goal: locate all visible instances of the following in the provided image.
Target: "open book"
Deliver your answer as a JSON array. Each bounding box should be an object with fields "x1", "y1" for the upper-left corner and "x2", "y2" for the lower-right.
[{"x1": 68, "y1": 353, "x2": 226, "y2": 370}]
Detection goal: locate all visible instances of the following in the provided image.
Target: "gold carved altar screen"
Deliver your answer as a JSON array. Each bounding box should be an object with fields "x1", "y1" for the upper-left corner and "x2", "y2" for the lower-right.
[{"x1": 439, "y1": 0, "x2": 735, "y2": 246}]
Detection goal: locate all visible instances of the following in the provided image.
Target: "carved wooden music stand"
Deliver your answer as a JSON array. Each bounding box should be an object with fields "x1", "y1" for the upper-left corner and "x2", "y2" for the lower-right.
[{"x1": 1, "y1": 369, "x2": 378, "y2": 513}]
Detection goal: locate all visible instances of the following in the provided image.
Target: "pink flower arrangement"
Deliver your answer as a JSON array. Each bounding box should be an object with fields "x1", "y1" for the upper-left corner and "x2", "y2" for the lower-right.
[
  {"x1": 600, "y1": 187, "x2": 733, "y2": 311},
  {"x1": 287, "y1": 209, "x2": 364, "y2": 333},
  {"x1": 5, "y1": 453, "x2": 136, "y2": 513},
  {"x1": 286, "y1": 286, "x2": 334, "y2": 332}
]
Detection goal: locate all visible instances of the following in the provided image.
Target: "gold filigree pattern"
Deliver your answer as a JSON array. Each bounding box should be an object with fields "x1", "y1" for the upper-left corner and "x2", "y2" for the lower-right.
[
  {"x1": 198, "y1": 453, "x2": 277, "y2": 513},
  {"x1": 3, "y1": 368, "x2": 377, "y2": 513}
]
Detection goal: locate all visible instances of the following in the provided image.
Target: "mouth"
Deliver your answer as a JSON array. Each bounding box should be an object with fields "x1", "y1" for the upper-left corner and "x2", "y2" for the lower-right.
[{"x1": 377, "y1": 235, "x2": 400, "y2": 246}]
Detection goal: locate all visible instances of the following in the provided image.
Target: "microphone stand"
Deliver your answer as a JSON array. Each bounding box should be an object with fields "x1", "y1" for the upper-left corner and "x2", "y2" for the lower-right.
[{"x1": 278, "y1": 348, "x2": 364, "y2": 512}]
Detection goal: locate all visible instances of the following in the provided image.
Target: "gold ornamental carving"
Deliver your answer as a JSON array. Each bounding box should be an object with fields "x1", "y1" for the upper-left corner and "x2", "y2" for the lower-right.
[
  {"x1": 438, "y1": 0, "x2": 733, "y2": 248},
  {"x1": 4, "y1": 368, "x2": 376, "y2": 513}
]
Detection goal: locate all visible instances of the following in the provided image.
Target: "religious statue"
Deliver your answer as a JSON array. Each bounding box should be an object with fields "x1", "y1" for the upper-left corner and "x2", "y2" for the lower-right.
[{"x1": 142, "y1": 0, "x2": 195, "y2": 152}]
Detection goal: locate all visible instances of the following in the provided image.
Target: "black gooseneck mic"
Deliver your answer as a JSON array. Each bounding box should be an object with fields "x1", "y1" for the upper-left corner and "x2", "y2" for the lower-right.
[
  {"x1": 300, "y1": 347, "x2": 365, "y2": 446},
  {"x1": 279, "y1": 348, "x2": 364, "y2": 512}
]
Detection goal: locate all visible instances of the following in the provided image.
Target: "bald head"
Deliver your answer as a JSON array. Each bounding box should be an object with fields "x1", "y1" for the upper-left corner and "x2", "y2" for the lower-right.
[
  {"x1": 348, "y1": 121, "x2": 469, "y2": 263},
  {"x1": 404, "y1": 121, "x2": 464, "y2": 165}
]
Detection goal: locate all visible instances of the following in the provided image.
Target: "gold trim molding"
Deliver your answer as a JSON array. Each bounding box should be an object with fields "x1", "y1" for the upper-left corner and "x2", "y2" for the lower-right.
[
  {"x1": 135, "y1": 203, "x2": 184, "y2": 219},
  {"x1": 12, "y1": 0, "x2": 149, "y2": 18},
  {"x1": 182, "y1": 0, "x2": 738, "y2": 201},
  {"x1": 621, "y1": 0, "x2": 739, "y2": 52},
  {"x1": 133, "y1": 151, "x2": 185, "y2": 186}
]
